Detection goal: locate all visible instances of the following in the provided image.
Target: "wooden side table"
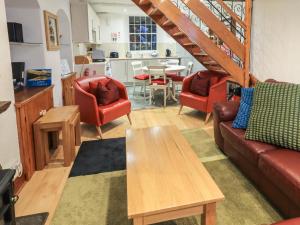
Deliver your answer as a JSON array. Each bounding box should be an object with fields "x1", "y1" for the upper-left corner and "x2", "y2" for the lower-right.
[{"x1": 33, "y1": 106, "x2": 81, "y2": 170}]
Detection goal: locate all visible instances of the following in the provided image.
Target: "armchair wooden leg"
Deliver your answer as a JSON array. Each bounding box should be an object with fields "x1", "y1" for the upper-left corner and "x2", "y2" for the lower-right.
[
  {"x1": 178, "y1": 104, "x2": 183, "y2": 115},
  {"x1": 96, "y1": 126, "x2": 103, "y2": 139},
  {"x1": 205, "y1": 113, "x2": 212, "y2": 124},
  {"x1": 127, "y1": 113, "x2": 132, "y2": 125}
]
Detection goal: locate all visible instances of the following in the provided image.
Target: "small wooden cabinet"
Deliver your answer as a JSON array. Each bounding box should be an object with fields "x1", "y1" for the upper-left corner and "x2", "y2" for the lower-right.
[{"x1": 15, "y1": 86, "x2": 54, "y2": 180}]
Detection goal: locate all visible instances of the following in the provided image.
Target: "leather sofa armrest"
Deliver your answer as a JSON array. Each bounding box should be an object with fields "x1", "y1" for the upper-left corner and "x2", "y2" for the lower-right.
[
  {"x1": 213, "y1": 101, "x2": 240, "y2": 122},
  {"x1": 213, "y1": 101, "x2": 240, "y2": 150}
]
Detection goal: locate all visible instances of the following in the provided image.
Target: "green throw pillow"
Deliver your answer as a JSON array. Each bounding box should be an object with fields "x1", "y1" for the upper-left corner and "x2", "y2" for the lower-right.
[{"x1": 245, "y1": 82, "x2": 300, "y2": 150}]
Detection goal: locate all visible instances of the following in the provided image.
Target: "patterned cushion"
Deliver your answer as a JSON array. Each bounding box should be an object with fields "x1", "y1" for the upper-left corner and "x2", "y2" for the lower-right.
[
  {"x1": 245, "y1": 82, "x2": 300, "y2": 150},
  {"x1": 232, "y1": 88, "x2": 254, "y2": 129}
]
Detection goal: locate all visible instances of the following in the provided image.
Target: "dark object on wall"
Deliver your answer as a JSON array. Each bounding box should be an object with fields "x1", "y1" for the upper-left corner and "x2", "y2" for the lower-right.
[
  {"x1": 0, "y1": 169, "x2": 17, "y2": 225},
  {"x1": 7, "y1": 22, "x2": 23, "y2": 43},
  {"x1": 0, "y1": 101, "x2": 11, "y2": 114},
  {"x1": 110, "y1": 52, "x2": 119, "y2": 58},
  {"x1": 12, "y1": 62, "x2": 25, "y2": 91},
  {"x1": 166, "y1": 49, "x2": 171, "y2": 57}
]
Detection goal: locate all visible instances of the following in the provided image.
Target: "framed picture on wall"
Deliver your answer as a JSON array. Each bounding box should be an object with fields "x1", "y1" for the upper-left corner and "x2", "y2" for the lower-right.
[{"x1": 44, "y1": 10, "x2": 60, "y2": 51}]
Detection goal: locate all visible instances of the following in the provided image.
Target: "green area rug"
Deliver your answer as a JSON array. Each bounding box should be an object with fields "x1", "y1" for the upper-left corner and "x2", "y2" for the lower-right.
[{"x1": 51, "y1": 128, "x2": 282, "y2": 225}]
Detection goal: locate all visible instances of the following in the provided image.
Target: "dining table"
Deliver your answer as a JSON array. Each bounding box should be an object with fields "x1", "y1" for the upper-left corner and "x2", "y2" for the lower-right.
[{"x1": 142, "y1": 65, "x2": 187, "y2": 102}]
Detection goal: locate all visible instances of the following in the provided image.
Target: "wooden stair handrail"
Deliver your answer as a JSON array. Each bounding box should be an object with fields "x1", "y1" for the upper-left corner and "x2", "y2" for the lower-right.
[
  {"x1": 146, "y1": 0, "x2": 244, "y2": 85},
  {"x1": 214, "y1": 0, "x2": 246, "y2": 30},
  {"x1": 183, "y1": 0, "x2": 245, "y2": 61}
]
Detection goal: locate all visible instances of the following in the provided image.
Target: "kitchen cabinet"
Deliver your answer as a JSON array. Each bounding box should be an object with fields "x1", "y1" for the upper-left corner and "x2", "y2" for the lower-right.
[
  {"x1": 108, "y1": 57, "x2": 181, "y2": 83},
  {"x1": 110, "y1": 60, "x2": 128, "y2": 83},
  {"x1": 70, "y1": 0, "x2": 101, "y2": 44}
]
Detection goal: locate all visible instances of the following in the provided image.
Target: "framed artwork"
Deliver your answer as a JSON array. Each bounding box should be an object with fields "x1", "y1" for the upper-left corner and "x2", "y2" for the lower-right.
[{"x1": 44, "y1": 10, "x2": 60, "y2": 51}]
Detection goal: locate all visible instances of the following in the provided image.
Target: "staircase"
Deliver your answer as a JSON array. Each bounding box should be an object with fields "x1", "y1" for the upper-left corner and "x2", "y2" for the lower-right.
[{"x1": 132, "y1": 0, "x2": 252, "y2": 86}]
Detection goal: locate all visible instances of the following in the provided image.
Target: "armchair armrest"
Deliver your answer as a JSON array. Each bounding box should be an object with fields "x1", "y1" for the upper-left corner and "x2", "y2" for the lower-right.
[
  {"x1": 112, "y1": 79, "x2": 128, "y2": 99},
  {"x1": 207, "y1": 77, "x2": 228, "y2": 112},
  {"x1": 74, "y1": 82, "x2": 101, "y2": 126},
  {"x1": 182, "y1": 73, "x2": 195, "y2": 92}
]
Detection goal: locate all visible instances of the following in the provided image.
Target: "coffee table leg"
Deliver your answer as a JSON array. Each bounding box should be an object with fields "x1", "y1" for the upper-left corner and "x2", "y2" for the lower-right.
[
  {"x1": 133, "y1": 217, "x2": 144, "y2": 225},
  {"x1": 201, "y1": 203, "x2": 216, "y2": 225}
]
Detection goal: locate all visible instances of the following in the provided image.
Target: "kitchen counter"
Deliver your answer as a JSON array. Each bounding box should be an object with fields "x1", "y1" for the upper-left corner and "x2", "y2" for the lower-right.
[{"x1": 107, "y1": 56, "x2": 181, "y2": 61}]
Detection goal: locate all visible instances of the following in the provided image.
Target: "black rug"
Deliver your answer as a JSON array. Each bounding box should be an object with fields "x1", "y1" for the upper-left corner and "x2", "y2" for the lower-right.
[
  {"x1": 69, "y1": 138, "x2": 126, "y2": 177},
  {"x1": 16, "y1": 212, "x2": 48, "y2": 225}
]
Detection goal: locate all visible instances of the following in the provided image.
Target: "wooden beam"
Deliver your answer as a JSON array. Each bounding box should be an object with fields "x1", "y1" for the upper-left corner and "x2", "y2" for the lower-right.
[
  {"x1": 244, "y1": 0, "x2": 252, "y2": 87},
  {"x1": 183, "y1": 0, "x2": 245, "y2": 61}
]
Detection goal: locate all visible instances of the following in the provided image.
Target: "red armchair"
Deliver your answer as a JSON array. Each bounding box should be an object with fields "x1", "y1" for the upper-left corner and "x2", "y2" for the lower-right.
[
  {"x1": 74, "y1": 75, "x2": 131, "y2": 138},
  {"x1": 178, "y1": 70, "x2": 228, "y2": 123}
]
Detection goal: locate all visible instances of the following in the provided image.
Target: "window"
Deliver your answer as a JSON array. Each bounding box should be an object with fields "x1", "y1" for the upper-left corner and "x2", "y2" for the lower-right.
[{"x1": 129, "y1": 16, "x2": 157, "y2": 51}]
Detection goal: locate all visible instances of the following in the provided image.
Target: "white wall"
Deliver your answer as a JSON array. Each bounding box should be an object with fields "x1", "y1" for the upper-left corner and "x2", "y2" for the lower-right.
[
  {"x1": 98, "y1": 13, "x2": 176, "y2": 58},
  {"x1": 38, "y1": 0, "x2": 74, "y2": 106},
  {"x1": 5, "y1": 0, "x2": 74, "y2": 106},
  {"x1": 0, "y1": 0, "x2": 21, "y2": 169},
  {"x1": 251, "y1": 0, "x2": 300, "y2": 83}
]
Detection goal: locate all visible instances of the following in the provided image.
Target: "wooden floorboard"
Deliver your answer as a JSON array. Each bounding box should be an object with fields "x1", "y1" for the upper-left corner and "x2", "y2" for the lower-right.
[{"x1": 15, "y1": 106, "x2": 214, "y2": 225}]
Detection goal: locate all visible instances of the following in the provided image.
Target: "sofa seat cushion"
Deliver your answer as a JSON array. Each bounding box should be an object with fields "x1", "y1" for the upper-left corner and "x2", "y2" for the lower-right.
[
  {"x1": 98, "y1": 98, "x2": 131, "y2": 125},
  {"x1": 180, "y1": 92, "x2": 207, "y2": 111},
  {"x1": 259, "y1": 150, "x2": 300, "y2": 207},
  {"x1": 272, "y1": 218, "x2": 300, "y2": 225},
  {"x1": 220, "y1": 121, "x2": 277, "y2": 165}
]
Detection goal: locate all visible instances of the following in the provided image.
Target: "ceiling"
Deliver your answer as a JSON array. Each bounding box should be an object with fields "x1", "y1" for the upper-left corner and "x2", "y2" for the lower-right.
[{"x1": 88, "y1": 0, "x2": 144, "y2": 15}]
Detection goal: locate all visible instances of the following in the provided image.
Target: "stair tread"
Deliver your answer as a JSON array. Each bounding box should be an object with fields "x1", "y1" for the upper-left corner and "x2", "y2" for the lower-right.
[
  {"x1": 173, "y1": 31, "x2": 185, "y2": 37},
  {"x1": 139, "y1": 0, "x2": 151, "y2": 5},
  {"x1": 148, "y1": 8, "x2": 162, "y2": 16},
  {"x1": 183, "y1": 42, "x2": 196, "y2": 46},
  {"x1": 162, "y1": 19, "x2": 173, "y2": 26},
  {"x1": 193, "y1": 52, "x2": 208, "y2": 56}
]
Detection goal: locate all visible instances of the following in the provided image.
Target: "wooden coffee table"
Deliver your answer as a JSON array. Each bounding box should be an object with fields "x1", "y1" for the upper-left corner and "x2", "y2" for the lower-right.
[{"x1": 126, "y1": 126, "x2": 224, "y2": 225}]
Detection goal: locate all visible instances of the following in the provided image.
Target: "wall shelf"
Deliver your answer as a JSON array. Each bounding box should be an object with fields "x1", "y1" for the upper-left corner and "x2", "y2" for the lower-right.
[{"x1": 0, "y1": 101, "x2": 11, "y2": 114}]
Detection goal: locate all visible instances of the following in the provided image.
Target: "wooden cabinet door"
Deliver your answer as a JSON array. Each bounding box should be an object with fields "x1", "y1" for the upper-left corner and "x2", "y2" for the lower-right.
[{"x1": 16, "y1": 87, "x2": 53, "y2": 179}]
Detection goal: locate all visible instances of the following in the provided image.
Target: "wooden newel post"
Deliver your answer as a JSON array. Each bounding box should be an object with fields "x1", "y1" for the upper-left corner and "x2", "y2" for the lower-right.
[{"x1": 244, "y1": 0, "x2": 253, "y2": 87}]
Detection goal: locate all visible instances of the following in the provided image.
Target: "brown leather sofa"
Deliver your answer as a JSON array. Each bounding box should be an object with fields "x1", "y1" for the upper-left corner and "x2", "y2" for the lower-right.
[
  {"x1": 272, "y1": 218, "x2": 300, "y2": 225},
  {"x1": 213, "y1": 101, "x2": 300, "y2": 218}
]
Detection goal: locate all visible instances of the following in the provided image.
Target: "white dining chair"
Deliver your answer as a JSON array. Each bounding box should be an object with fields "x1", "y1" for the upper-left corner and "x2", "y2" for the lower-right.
[
  {"x1": 170, "y1": 61, "x2": 194, "y2": 96},
  {"x1": 186, "y1": 61, "x2": 194, "y2": 76},
  {"x1": 131, "y1": 61, "x2": 150, "y2": 101},
  {"x1": 147, "y1": 66, "x2": 169, "y2": 107}
]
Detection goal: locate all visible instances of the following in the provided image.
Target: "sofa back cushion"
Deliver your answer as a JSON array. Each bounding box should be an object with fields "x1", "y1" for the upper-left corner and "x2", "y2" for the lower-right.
[
  {"x1": 89, "y1": 78, "x2": 110, "y2": 96},
  {"x1": 245, "y1": 82, "x2": 300, "y2": 150},
  {"x1": 96, "y1": 79, "x2": 120, "y2": 105},
  {"x1": 76, "y1": 76, "x2": 108, "y2": 92},
  {"x1": 190, "y1": 74, "x2": 211, "y2": 96}
]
